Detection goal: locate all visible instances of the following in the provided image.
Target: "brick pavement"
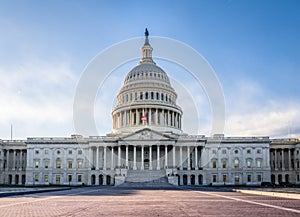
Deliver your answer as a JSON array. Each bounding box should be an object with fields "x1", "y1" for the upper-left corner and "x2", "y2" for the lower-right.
[{"x1": 0, "y1": 187, "x2": 299, "y2": 216}]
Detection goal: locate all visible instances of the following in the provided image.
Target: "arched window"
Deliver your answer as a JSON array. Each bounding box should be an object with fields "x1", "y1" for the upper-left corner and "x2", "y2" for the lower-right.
[
  {"x1": 145, "y1": 92, "x2": 148, "y2": 100},
  {"x1": 140, "y1": 92, "x2": 143, "y2": 100},
  {"x1": 156, "y1": 92, "x2": 159, "y2": 100},
  {"x1": 151, "y1": 92, "x2": 154, "y2": 99},
  {"x1": 246, "y1": 159, "x2": 252, "y2": 168},
  {"x1": 161, "y1": 93, "x2": 164, "y2": 101}
]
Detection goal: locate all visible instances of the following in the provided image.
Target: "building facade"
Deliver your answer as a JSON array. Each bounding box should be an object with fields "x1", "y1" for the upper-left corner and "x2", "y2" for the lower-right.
[{"x1": 1, "y1": 31, "x2": 300, "y2": 186}]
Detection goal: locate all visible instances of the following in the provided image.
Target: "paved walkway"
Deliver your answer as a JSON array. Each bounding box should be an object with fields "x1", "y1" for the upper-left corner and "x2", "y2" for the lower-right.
[{"x1": 0, "y1": 187, "x2": 300, "y2": 216}]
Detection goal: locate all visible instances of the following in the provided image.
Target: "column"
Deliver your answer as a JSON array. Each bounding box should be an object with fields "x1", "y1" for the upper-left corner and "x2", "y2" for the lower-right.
[
  {"x1": 96, "y1": 147, "x2": 99, "y2": 170},
  {"x1": 118, "y1": 145, "x2": 121, "y2": 168},
  {"x1": 136, "y1": 109, "x2": 140, "y2": 125},
  {"x1": 149, "y1": 108, "x2": 152, "y2": 125},
  {"x1": 20, "y1": 150, "x2": 23, "y2": 170},
  {"x1": 172, "y1": 111, "x2": 174, "y2": 126},
  {"x1": 141, "y1": 146, "x2": 144, "y2": 170},
  {"x1": 111, "y1": 147, "x2": 114, "y2": 170},
  {"x1": 288, "y1": 149, "x2": 292, "y2": 170},
  {"x1": 162, "y1": 110, "x2": 165, "y2": 125},
  {"x1": 149, "y1": 146, "x2": 152, "y2": 170},
  {"x1": 125, "y1": 146, "x2": 129, "y2": 168},
  {"x1": 155, "y1": 108, "x2": 158, "y2": 125},
  {"x1": 180, "y1": 146, "x2": 183, "y2": 170},
  {"x1": 89, "y1": 147, "x2": 93, "y2": 168},
  {"x1": 157, "y1": 145, "x2": 160, "y2": 170},
  {"x1": 172, "y1": 146, "x2": 176, "y2": 168},
  {"x1": 274, "y1": 149, "x2": 277, "y2": 170},
  {"x1": 187, "y1": 146, "x2": 191, "y2": 170},
  {"x1": 103, "y1": 146, "x2": 107, "y2": 170},
  {"x1": 142, "y1": 108, "x2": 145, "y2": 125},
  {"x1": 195, "y1": 146, "x2": 198, "y2": 170},
  {"x1": 165, "y1": 145, "x2": 168, "y2": 168},
  {"x1": 13, "y1": 150, "x2": 16, "y2": 170},
  {"x1": 281, "y1": 149, "x2": 284, "y2": 170},
  {"x1": 133, "y1": 146, "x2": 137, "y2": 170}
]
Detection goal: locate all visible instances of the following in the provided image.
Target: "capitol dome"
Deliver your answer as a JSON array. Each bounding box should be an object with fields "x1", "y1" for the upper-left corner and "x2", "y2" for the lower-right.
[{"x1": 112, "y1": 29, "x2": 183, "y2": 134}]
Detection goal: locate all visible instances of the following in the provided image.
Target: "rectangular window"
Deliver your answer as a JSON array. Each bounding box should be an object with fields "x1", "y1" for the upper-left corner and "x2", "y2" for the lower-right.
[
  {"x1": 78, "y1": 175, "x2": 82, "y2": 182},
  {"x1": 257, "y1": 160, "x2": 262, "y2": 168},
  {"x1": 56, "y1": 175, "x2": 60, "y2": 184},
  {"x1": 212, "y1": 175, "x2": 217, "y2": 182},
  {"x1": 247, "y1": 160, "x2": 251, "y2": 168},
  {"x1": 234, "y1": 159, "x2": 239, "y2": 168},
  {"x1": 223, "y1": 175, "x2": 227, "y2": 182},
  {"x1": 212, "y1": 150, "x2": 217, "y2": 154},
  {"x1": 35, "y1": 174, "x2": 39, "y2": 182},
  {"x1": 68, "y1": 150, "x2": 72, "y2": 155},
  {"x1": 222, "y1": 161, "x2": 227, "y2": 168},
  {"x1": 257, "y1": 149, "x2": 262, "y2": 154},
  {"x1": 235, "y1": 175, "x2": 239, "y2": 183},
  {"x1": 247, "y1": 149, "x2": 251, "y2": 154},
  {"x1": 35, "y1": 161, "x2": 39, "y2": 168},
  {"x1": 44, "y1": 161, "x2": 48, "y2": 169},
  {"x1": 257, "y1": 175, "x2": 262, "y2": 182},
  {"x1": 68, "y1": 174, "x2": 72, "y2": 182},
  {"x1": 44, "y1": 175, "x2": 48, "y2": 182},
  {"x1": 78, "y1": 160, "x2": 83, "y2": 168},
  {"x1": 247, "y1": 175, "x2": 251, "y2": 182},
  {"x1": 222, "y1": 149, "x2": 226, "y2": 154},
  {"x1": 212, "y1": 161, "x2": 217, "y2": 168},
  {"x1": 68, "y1": 161, "x2": 73, "y2": 169},
  {"x1": 56, "y1": 160, "x2": 61, "y2": 169}
]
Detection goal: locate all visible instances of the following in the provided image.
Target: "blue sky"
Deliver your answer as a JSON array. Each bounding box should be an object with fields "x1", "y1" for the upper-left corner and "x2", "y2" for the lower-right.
[{"x1": 0, "y1": 0, "x2": 300, "y2": 139}]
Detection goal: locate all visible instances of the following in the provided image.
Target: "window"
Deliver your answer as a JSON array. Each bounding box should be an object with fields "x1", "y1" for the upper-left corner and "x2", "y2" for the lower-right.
[
  {"x1": 222, "y1": 149, "x2": 227, "y2": 154},
  {"x1": 212, "y1": 160, "x2": 217, "y2": 168},
  {"x1": 56, "y1": 175, "x2": 60, "y2": 184},
  {"x1": 35, "y1": 160, "x2": 39, "y2": 168},
  {"x1": 247, "y1": 159, "x2": 252, "y2": 168},
  {"x1": 247, "y1": 149, "x2": 251, "y2": 154},
  {"x1": 68, "y1": 150, "x2": 72, "y2": 155},
  {"x1": 68, "y1": 161, "x2": 73, "y2": 169},
  {"x1": 234, "y1": 150, "x2": 239, "y2": 154},
  {"x1": 297, "y1": 175, "x2": 299, "y2": 182},
  {"x1": 35, "y1": 150, "x2": 39, "y2": 155},
  {"x1": 161, "y1": 93, "x2": 164, "y2": 101},
  {"x1": 257, "y1": 174, "x2": 262, "y2": 182},
  {"x1": 235, "y1": 175, "x2": 239, "y2": 183},
  {"x1": 44, "y1": 161, "x2": 49, "y2": 169},
  {"x1": 223, "y1": 175, "x2": 227, "y2": 182},
  {"x1": 297, "y1": 150, "x2": 299, "y2": 155},
  {"x1": 212, "y1": 150, "x2": 217, "y2": 154},
  {"x1": 78, "y1": 160, "x2": 83, "y2": 168},
  {"x1": 247, "y1": 175, "x2": 251, "y2": 182},
  {"x1": 234, "y1": 159, "x2": 239, "y2": 168},
  {"x1": 257, "y1": 159, "x2": 262, "y2": 168},
  {"x1": 145, "y1": 92, "x2": 148, "y2": 99},
  {"x1": 257, "y1": 149, "x2": 262, "y2": 154},
  {"x1": 56, "y1": 158, "x2": 61, "y2": 169},
  {"x1": 57, "y1": 150, "x2": 61, "y2": 155},
  {"x1": 78, "y1": 150, "x2": 82, "y2": 155},
  {"x1": 151, "y1": 92, "x2": 154, "y2": 99},
  {"x1": 140, "y1": 92, "x2": 143, "y2": 100},
  {"x1": 78, "y1": 175, "x2": 82, "y2": 182},
  {"x1": 222, "y1": 160, "x2": 227, "y2": 168},
  {"x1": 44, "y1": 175, "x2": 48, "y2": 182},
  {"x1": 44, "y1": 150, "x2": 48, "y2": 155},
  {"x1": 212, "y1": 175, "x2": 217, "y2": 182},
  {"x1": 35, "y1": 174, "x2": 39, "y2": 182},
  {"x1": 68, "y1": 174, "x2": 72, "y2": 182}
]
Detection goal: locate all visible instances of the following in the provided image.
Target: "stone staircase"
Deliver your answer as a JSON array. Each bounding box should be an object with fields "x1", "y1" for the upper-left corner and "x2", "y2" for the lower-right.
[
  {"x1": 116, "y1": 170, "x2": 177, "y2": 189},
  {"x1": 125, "y1": 170, "x2": 166, "y2": 183}
]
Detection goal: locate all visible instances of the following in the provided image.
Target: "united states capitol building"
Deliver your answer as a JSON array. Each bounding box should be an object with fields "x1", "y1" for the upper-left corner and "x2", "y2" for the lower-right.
[{"x1": 1, "y1": 31, "x2": 300, "y2": 187}]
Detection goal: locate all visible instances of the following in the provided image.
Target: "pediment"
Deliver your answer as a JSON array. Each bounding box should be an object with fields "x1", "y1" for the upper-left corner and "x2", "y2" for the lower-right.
[{"x1": 119, "y1": 128, "x2": 174, "y2": 142}]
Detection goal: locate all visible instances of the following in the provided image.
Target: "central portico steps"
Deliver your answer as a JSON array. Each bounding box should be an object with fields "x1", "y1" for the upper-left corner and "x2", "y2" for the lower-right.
[
  {"x1": 125, "y1": 170, "x2": 166, "y2": 183},
  {"x1": 117, "y1": 170, "x2": 177, "y2": 189}
]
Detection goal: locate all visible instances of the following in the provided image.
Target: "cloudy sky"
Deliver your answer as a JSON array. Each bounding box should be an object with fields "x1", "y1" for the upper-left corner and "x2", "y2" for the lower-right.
[{"x1": 0, "y1": 0, "x2": 300, "y2": 139}]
